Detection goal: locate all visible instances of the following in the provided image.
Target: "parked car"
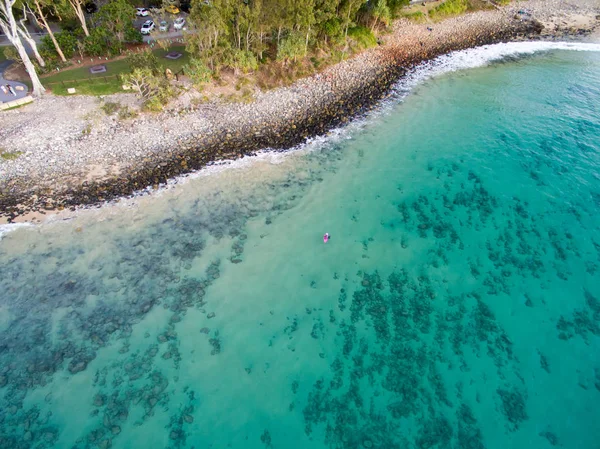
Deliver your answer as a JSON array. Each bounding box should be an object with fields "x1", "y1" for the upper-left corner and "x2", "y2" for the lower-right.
[
  {"x1": 159, "y1": 20, "x2": 169, "y2": 32},
  {"x1": 140, "y1": 20, "x2": 155, "y2": 34},
  {"x1": 173, "y1": 17, "x2": 186, "y2": 30},
  {"x1": 164, "y1": 5, "x2": 180, "y2": 14},
  {"x1": 136, "y1": 7, "x2": 149, "y2": 16}
]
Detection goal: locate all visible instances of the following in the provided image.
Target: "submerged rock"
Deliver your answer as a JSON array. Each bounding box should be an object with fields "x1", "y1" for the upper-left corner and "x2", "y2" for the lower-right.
[{"x1": 68, "y1": 360, "x2": 87, "y2": 374}]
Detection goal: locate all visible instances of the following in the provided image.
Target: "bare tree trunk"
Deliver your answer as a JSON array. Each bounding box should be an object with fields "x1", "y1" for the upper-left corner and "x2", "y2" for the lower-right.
[
  {"x1": 33, "y1": 0, "x2": 66, "y2": 62},
  {"x1": 305, "y1": 25, "x2": 310, "y2": 56},
  {"x1": 17, "y1": 21, "x2": 45, "y2": 67},
  {"x1": 345, "y1": 7, "x2": 351, "y2": 40},
  {"x1": 371, "y1": 16, "x2": 379, "y2": 33},
  {"x1": 15, "y1": 36, "x2": 46, "y2": 95},
  {"x1": 69, "y1": 0, "x2": 89, "y2": 37},
  {"x1": 0, "y1": 1, "x2": 45, "y2": 96}
]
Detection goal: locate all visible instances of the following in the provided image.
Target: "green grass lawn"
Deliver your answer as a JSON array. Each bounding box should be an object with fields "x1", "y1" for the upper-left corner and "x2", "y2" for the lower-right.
[
  {"x1": 429, "y1": 0, "x2": 470, "y2": 21},
  {"x1": 153, "y1": 47, "x2": 191, "y2": 72},
  {"x1": 42, "y1": 46, "x2": 190, "y2": 96}
]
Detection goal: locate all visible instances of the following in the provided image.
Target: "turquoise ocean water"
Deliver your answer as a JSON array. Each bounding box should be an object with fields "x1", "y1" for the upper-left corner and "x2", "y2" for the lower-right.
[{"x1": 1, "y1": 43, "x2": 600, "y2": 449}]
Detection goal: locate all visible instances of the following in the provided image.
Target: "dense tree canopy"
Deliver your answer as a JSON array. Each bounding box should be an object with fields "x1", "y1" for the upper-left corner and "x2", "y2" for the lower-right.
[
  {"x1": 186, "y1": 0, "x2": 409, "y2": 71},
  {"x1": 1, "y1": 0, "x2": 411, "y2": 99}
]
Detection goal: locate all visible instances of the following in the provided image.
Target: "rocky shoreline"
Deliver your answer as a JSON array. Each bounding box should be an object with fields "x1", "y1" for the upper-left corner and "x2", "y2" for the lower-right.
[{"x1": 0, "y1": 0, "x2": 598, "y2": 223}]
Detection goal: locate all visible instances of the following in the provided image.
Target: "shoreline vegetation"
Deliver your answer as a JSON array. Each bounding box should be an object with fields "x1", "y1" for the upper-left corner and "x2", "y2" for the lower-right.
[{"x1": 0, "y1": 0, "x2": 599, "y2": 223}]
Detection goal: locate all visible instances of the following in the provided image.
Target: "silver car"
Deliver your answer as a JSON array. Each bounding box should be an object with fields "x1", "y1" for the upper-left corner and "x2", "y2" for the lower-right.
[
  {"x1": 140, "y1": 20, "x2": 155, "y2": 35},
  {"x1": 159, "y1": 20, "x2": 169, "y2": 32},
  {"x1": 173, "y1": 17, "x2": 186, "y2": 30}
]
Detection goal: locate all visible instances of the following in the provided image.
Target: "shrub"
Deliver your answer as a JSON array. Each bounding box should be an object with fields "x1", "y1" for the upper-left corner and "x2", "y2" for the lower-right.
[
  {"x1": 83, "y1": 27, "x2": 124, "y2": 57},
  {"x1": 401, "y1": 11, "x2": 427, "y2": 23},
  {"x1": 101, "y1": 101, "x2": 121, "y2": 115},
  {"x1": 347, "y1": 26, "x2": 377, "y2": 50},
  {"x1": 83, "y1": 28, "x2": 111, "y2": 56},
  {"x1": 121, "y1": 68, "x2": 175, "y2": 111},
  {"x1": 118, "y1": 106, "x2": 139, "y2": 120},
  {"x1": 277, "y1": 32, "x2": 304, "y2": 64},
  {"x1": 321, "y1": 18, "x2": 344, "y2": 46},
  {"x1": 143, "y1": 96, "x2": 164, "y2": 112},
  {"x1": 0, "y1": 151, "x2": 23, "y2": 161},
  {"x1": 125, "y1": 49, "x2": 160, "y2": 74},
  {"x1": 124, "y1": 27, "x2": 143, "y2": 44},
  {"x1": 40, "y1": 31, "x2": 78, "y2": 63},
  {"x1": 429, "y1": 0, "x2": 470, "y2": 20},
  {"x1": 55, "y1": 31, "x2": 79, "y2": 59},
  {"x1": 388, "y1": 0, "x2": 410, "y2": 18},
  {"x1": 184, "y1": 58, "x2": 212, "y2": 87},
  {"x1": 3, "y1": 46, "x2": 21, "y2": 64},
  {"x1": 229, "y1": 49, "x2": 258, "y2": 74}
]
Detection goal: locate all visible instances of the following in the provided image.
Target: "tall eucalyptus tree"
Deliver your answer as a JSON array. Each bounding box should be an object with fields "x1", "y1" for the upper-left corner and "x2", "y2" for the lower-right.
[
  {"x1": 27, "y1": 0, "x2": 67, "y2": 62},
  {"x1": 0, "y1": 0, "x2": 46, "y2": 96}
]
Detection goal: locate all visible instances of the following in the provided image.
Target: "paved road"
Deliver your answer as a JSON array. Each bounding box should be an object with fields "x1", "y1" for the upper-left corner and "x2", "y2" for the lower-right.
[
  {"x1": 0, "y1": 29, "x2": 186, "y2": 47},
  {"x1": 0, "y1": 10, "x2": 188, "y2": 46},
  {"x1": 0, "y1": 59, "x2": 29, "y2": 103}
]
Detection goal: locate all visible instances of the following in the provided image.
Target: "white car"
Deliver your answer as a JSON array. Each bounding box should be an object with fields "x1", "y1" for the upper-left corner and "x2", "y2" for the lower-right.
[
  {"x1": 140, "y1": 20, "x2": 155, "y2": 34},
  {"x1": 159, "y1": 20, "x2": 169, "y2": 32},
  {"x1": 136, "y1": 7, "x2": 149, "y2": 16},
  {"x1": 173, "y1": 17, "x2": 185, "y2": 30}
]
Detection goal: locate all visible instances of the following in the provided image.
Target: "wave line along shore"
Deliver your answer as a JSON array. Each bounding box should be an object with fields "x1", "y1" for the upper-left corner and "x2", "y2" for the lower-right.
[{"x1": 0, "y1": 0, "x2": 598, "y2": 223}]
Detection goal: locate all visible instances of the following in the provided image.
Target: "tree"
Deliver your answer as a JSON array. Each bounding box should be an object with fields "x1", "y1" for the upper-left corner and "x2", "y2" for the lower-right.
[
  {"x1": 188, "y1": 0, "x2": 232, "y2": 52},
  {"x1": 231, "y1": 0, "x2": 253, "y2": 51},
  {"x1": 0, "y1": 0, "x2": 45, "y2": 96},
  {"x1": 125, "y1": 48, "x2": 160, "y2": 74},
  {"x1": 184, "y1": 57, "x2": 212, "y2": 88},
  {"x1": 314, "y1": 0, "x2": 342, "y2": 43},
  {"x1": 277, "y1": 30, "x2": 303, "y2": 64},
  {"x1": 121, "y1": 67, "x2": 174, "y2": 111},
  {"x1": 369, "y1": 0, "x2": 391, "y2": 31},
  {"x1": 290, "y1": 0, "x2": 316, "y2": 55},
  {"x1": 252, "y1": 0, "x2": 270, "y2": 59},
  {"x1": 27, "y1": 0, "x2": 67, "y2": 62},
  {"x1": 66, "y1": 0, "x2": 89, "y2": 36},
  {"x1": 259, "y1": 0, "x2": 291, "y2": 47},
  {"x1": 340, "y1": 0, "x2": 364, "y2": 40},
  {"x1": 387, "y1": 0, "x2": 409, "y2": 18},
  {"x1": 41, "y1": 30, "x2": 77, "y2": 59},
  {"x1": 95, "y1": 0, "x2": 136, "y2": 44},
  {"x1": 12, "y1": 4, "x2": 46, "y2": 67}
]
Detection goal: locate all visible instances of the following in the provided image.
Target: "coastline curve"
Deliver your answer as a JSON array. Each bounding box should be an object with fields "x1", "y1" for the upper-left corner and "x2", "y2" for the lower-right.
[{"x1": 0, "y1": 9, "x2": 598, "y2": 223}]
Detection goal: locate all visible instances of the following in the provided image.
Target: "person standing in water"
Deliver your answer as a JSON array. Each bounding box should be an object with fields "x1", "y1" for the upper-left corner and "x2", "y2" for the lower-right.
[{"x1": 323, "y1": 233, "x2": 330, "y2": 243}]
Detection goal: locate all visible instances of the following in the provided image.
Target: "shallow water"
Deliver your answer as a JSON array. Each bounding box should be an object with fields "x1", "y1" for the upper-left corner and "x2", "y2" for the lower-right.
[{"x1": 1, "y1": 44, "x2": 600, "y2": 449}]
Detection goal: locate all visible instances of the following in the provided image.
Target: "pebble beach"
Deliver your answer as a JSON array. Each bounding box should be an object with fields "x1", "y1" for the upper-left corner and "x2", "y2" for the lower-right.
[{"x1": 0, "y1": 0, "x2": 598, "y2": 223}]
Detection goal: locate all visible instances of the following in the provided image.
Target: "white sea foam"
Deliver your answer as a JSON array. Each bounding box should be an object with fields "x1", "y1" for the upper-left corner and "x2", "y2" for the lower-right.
[
  {"x1": 395, "y1": 41, "x2": 600, "y2": 94},
  {"x1": 0, "y1": 223, "x2": 34, "y2": 241},
  {"x1": 56, "y1": 42, "x2": 600, "y2": 203},
  {"x1": 123, "y1": 41, "x2": 600, "y2": 191}
]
